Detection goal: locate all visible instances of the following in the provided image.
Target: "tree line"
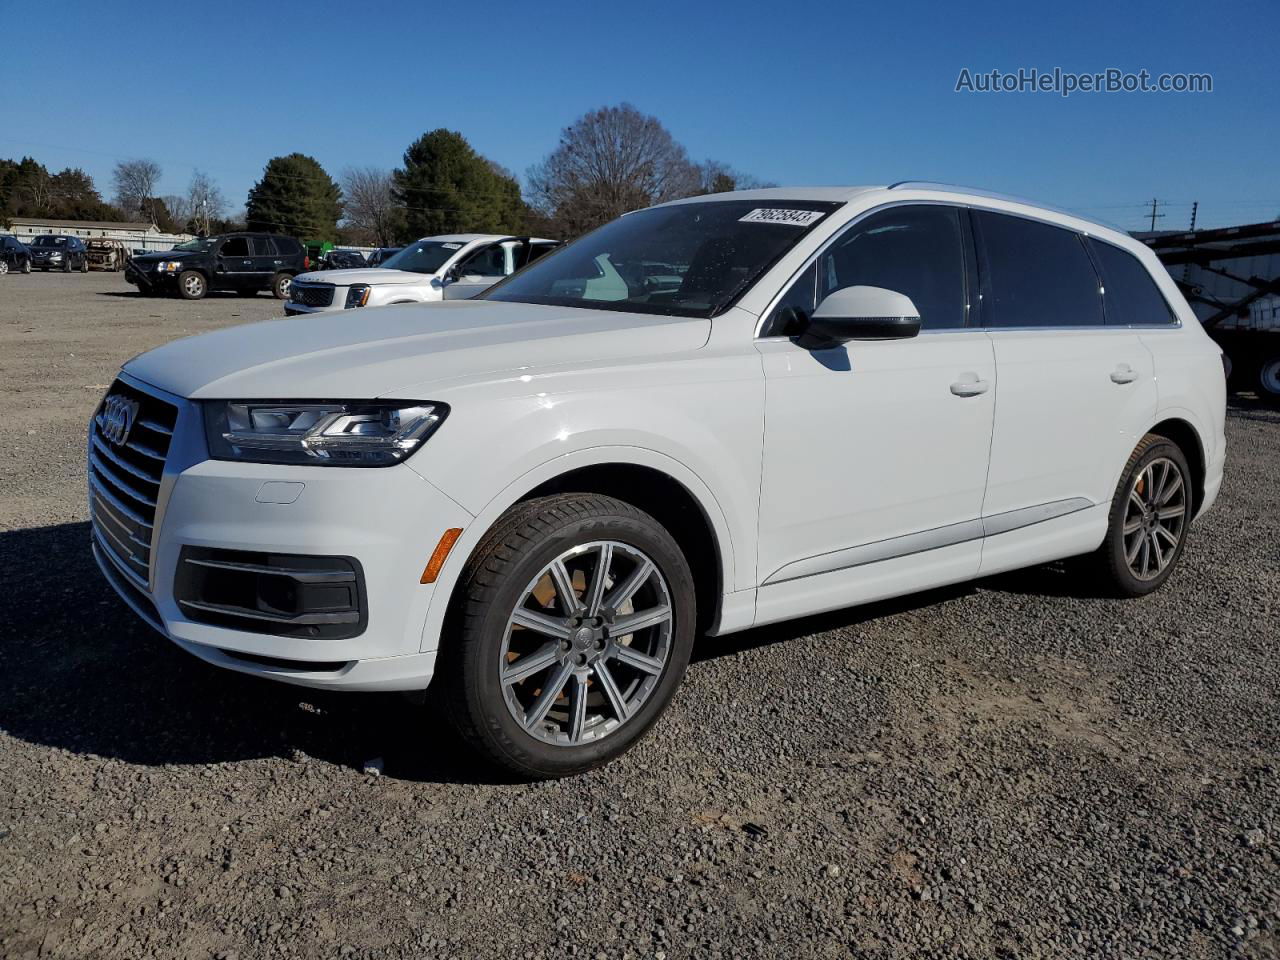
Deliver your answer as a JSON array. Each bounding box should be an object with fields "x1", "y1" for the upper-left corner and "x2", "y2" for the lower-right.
[{"x1": 0, "y1": 103, "x2": 771, "y2": 244}]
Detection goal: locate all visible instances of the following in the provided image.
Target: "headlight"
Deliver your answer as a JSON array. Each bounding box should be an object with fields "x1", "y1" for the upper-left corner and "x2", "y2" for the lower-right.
[
  {"x1": 156, "y1": 261, "x2": 182, "y2": 273},
  {"x1": 345, "y1": 284, "x2": 372, "y2": 309},
  {"x1": 203, "y1": 401, "x2": 447, "y2": 467}
]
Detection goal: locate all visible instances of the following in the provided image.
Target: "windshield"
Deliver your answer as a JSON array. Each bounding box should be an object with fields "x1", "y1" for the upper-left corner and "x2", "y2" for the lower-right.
[
  {"x1": 484, "y1": 200, "x2": 840, "y2": 318},
  {"x1": 172, "y1": 238, "x2": 214, "y2": 252},
  {"x1": 380, "y1": 240, "x2": 465, "y2": 274},
  {"x1": 32, "y1": 236, "x2": 68, "y2": 247}
]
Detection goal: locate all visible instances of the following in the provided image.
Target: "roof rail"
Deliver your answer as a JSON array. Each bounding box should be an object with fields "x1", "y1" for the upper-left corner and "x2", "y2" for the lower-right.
[{"x1": 885, "y1": 181, "x2": 1125, "y2": 233}]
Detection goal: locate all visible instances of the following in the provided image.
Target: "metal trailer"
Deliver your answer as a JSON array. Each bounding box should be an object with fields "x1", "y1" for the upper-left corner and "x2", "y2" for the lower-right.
[{"x1": 1141, "y1": 220, "x2": 1280, "y2": 405}]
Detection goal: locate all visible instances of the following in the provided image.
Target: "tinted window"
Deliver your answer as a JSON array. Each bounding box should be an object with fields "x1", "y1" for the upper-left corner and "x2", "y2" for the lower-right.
[
  {"x1": 460, "y1": 244, "x2": 507, "y2": 277},
  {"x1": 220, "y1": 237, "x2": 250, "y2": 257},
  {"x1": 1086, "y1": 238, "x2": 1175, "y2": 326},
  {"x1": 252, "y1": 237, "x2": 277, "y2": 256},
  {"x1": 486, "y1": 199, "x2": 839, "y2": 319},
  {"x1": 817, "y1": 205, "x2": 967, "y2": 331},
  {"x1": 273, "y1": 236, "x2": 300, "y2": 255},
  {"x1": 974, "y1": 211, "x2": 1102, "y2": 328}
]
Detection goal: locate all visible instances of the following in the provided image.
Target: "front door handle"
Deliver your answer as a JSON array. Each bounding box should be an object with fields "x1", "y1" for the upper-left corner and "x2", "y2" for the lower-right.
[
  {"x1": 950, "y1": 377, "x2": 990, "y2": 398},
  {"x1": 1110, "y1": 364, "x2": 1139, "y2": 384}
]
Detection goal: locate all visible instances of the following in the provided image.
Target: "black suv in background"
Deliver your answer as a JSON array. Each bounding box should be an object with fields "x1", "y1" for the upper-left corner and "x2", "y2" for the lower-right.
[
  {"x1": 29, "y1": 235, "x2": 88, "y2": 272},
  {"x1": 0, "y1": 236, "x2": 31, "y2": 274},
  {"x1": 125, "y1": 233, "x2": 306, "y2": 300}
]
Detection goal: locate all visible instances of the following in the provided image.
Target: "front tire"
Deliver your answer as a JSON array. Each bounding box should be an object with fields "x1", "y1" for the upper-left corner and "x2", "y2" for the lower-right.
[
  {"x1": 21, "y1": 258, "x2": 31, "y2": 274},
  {"x1": 1092, "y1": 435, "x2": 1192, "y2": 597},
  {"x1": 440, "y1": 494, "x2": 696, "y2": 779},
  {"x1": 0, "y1": 260, "x2": 8, "y2": 276},
  {"x1": 178, "y1": 270, "x2": 207, "y2": 300},
  {"x1": 271, "y1": 272, "x2": 293, "y2": 300}
]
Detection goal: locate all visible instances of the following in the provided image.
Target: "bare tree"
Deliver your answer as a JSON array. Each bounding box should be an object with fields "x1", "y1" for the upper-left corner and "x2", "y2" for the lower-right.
[
  {"x1": 340, "y1": 166, "x2": 402, "y2": 245},
  {"x1": 527, "y1": 103, "x2": 701, "y2": 236},
  {"x1": 162, "y1": 195, "x2": 191, "y2": 226},
  {"x1": 695, "y1": 159, "x2": 774, "y2": 194},
  {"x1": 186, "y1": 170, "x2": 226, "y2": 235},
  {"x1": 112, "y1": 159, "x2": 163, "y2": 224}
]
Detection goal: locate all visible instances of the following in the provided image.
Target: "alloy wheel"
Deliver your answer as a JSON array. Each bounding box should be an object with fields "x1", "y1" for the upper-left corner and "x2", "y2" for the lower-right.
[
  {"x1": 1122, "y1": 456, "x2": 1187, "y2": 580},
  {"x1": 1260, "y1": 359, "x2": 1280, "y2": 396},
  {"x1": 499, "y1": 541, "x2": 673, "y2": 747},
  {"x1": 184, "y1": 275, "x2": 204, "y2": 297}
]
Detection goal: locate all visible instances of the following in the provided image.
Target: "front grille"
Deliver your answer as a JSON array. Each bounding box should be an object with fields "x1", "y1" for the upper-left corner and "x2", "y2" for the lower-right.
[
  {"x1": 88, "y1": 379, "x2": 177, "y2": 592},
  {"x1": 289, "y1": 282, "x2": 334, "y2": 308}
]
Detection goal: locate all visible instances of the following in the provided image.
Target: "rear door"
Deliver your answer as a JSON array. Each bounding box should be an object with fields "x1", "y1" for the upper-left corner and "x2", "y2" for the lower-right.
[
  {"x1": 252, "y1": 237, "x2": 285, "y2": 287},
  {"x1": 974, "y1": 209, "x2": 1156, "y2": 531}
]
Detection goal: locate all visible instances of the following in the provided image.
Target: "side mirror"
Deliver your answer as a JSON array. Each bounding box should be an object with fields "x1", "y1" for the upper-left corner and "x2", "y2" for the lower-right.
[{"x1": 796, "y1": 285, "x2": 921, "y2": 349}]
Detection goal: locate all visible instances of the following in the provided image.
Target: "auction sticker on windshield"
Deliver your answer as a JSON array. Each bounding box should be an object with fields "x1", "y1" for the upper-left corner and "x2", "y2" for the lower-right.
[{"x1": 739, "y1": 208, "x2": 825, "y2": 226}]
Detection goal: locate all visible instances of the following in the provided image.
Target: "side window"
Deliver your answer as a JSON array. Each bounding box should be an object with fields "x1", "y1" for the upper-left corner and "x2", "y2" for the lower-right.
[
  {"x1": 762, "y1": 205, "x2": 967, "y2": 336},
  {"x1": 459, "y1": 244, "x2": 507, "y2": 277},
  {"x1": 818, "y1": 205, "x2": 967, "y2": 330},
  {"x1": 274, "y1": 237, "x2": 299, "y2": 256},
  {"x1": 974, "y1": 211, "x2": 1103, "y2": 328},
  {"x1": 762, "y1": 263, "x2": 817, "y2": 337},
  {"x1": 219, "y1": 237, "x2": 250, "y2": 258},
  {"x1": 252, "y1": 237, "x2": 278, "y2": 256},
  {"x1": 1086, "y1": 238, "x2": 1176, "y2": 326}
]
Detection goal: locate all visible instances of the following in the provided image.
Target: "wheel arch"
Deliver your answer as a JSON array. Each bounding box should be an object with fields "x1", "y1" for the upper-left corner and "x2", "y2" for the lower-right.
[
  {"x1": 1147, "y1": 416, "x2": 1207, "y2": 516},
  {"x1": 419, "y1": 449, "x2": 737, "y2": 653}
]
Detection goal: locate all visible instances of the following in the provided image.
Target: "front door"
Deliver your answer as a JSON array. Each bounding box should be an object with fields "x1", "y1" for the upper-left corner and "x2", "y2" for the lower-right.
[
  {"x1": 214, "y1": 236, "x2": 255, "y2": 289},
  {"x1": 443, "y1": 242, "x2": 510, "y2": 300},
  {"x1": 754, "y1": 204, "x2": 996, "y2": 617}
]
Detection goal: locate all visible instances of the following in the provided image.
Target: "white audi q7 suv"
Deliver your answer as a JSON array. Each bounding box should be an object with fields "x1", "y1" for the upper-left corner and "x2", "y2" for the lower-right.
[
  {"x1": 284, "y1": 234, "x2": 558, "y2": 315},
  {"x1": 89, "y1": 184, "x2": 1226, "y2": 778}
]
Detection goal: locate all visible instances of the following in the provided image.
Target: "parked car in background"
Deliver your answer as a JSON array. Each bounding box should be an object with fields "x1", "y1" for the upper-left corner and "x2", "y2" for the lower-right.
[
  {"x1": 29, "y1": 235, "x2": 88, "y2": 272},
  {"x1": 285, "y1": 234, "x2": 558, "y2": 315},
  {"x1": 318, "y1": 249, "x2": 367, "y2": 270},
  {"x1": 0, "y1": 236, "x2": 31, "y2": 274},
  {"x1": 125, "y1": 233, "x2": 306, "y2": 300},
  {"x1": 86, "y1": 238, "x2": 130, "y2": 272},
  {"x1": 366, "y1": 246, "x2": 402, "y2": 267},
  {"x1": 89, "y1": 185, "x2": 1225, "y2": 779}
]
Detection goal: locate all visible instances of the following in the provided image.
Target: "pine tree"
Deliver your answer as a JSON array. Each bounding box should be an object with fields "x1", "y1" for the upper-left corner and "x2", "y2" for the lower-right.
[
  {"x1": 246, "y1": 154, "x2": 342, "y2": 241},
  {"x1": 392, "y1": 130, "x2": 526, "y2": 239}
]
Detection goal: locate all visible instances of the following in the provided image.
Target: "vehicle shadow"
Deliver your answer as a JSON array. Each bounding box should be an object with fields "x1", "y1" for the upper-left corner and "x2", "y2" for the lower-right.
[
  {"x1": 95, "y1": 291, "x2": 255, "y2": 300},
  {"x1": 0, "y1": 521, "x2": 509, "y2": 785}
]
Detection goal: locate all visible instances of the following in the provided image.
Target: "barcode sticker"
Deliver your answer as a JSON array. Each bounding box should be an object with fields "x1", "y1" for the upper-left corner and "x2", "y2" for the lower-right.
[{"x1": 739, "y1": 208, "x2": 825, "y2": 227}]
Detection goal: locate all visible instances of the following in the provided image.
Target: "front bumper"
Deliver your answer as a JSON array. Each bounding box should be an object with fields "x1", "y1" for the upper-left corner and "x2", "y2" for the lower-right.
[{"x1": 91, "y1": 377, "x2": 473, "y2": 691}]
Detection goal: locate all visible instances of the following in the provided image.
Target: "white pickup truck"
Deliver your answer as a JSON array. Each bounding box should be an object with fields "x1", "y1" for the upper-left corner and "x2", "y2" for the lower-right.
[{"x1": 284, "y1": 234, "x2": 558, "y2": 315}]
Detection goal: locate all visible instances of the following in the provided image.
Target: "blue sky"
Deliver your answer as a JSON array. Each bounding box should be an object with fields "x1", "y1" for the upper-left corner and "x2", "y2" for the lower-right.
[{"x1": 2, "y1": 0, "x2": 1276, "y2": 230}]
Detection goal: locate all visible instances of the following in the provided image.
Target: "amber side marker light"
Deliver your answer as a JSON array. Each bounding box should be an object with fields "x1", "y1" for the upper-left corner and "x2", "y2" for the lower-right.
[{"x1": 421, "y1": 528, "x2": 464, "y2": 583}]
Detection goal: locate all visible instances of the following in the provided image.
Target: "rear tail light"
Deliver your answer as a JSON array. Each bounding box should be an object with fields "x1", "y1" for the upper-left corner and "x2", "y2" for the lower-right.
[{"x1": 303, "y1": 255, "x2": 310, "y2": 269}]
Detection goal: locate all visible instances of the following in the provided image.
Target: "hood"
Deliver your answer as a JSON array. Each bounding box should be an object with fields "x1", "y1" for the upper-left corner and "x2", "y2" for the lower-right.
[
  {"x1": 125, "y1": 300, "x2": 711, "y2": 400},
  {"x1": 293, "y1": 268, "x2": 429, "y2": 286}
]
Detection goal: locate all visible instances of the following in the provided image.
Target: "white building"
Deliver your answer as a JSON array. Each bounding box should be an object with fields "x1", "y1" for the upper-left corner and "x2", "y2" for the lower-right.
[{"x1": 6, "y1": 217, "x2": 191, "y2": 253}]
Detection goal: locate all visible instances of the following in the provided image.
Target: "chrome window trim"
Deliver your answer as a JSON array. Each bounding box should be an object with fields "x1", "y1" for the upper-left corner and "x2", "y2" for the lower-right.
[{"x1": 752, "y1": 199, "x2": 1183, "y2": 339}]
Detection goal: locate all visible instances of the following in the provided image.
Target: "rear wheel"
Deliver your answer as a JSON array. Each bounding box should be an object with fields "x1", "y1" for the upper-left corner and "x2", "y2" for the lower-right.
[
  {"x1": 440, "y1": 494, "x2": 696, "y2": 779},
  {"x1": 1258, "y1": 356, "x2": 1280, "y2": 406},
  {"x1": 1092, "y1": 435, "x2": 1192, "y2": 597},
  {"x1": 271, "y1": 272, "x2": 293, "y2": 300},
  {"x1": 178, "y1": 270, "x2": 207, "y2": 300}
]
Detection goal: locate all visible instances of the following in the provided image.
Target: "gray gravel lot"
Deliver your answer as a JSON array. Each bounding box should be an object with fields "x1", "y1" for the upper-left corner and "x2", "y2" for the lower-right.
[{"x1": 1, "y1": 272, "x2": 1277, "y2": 959}]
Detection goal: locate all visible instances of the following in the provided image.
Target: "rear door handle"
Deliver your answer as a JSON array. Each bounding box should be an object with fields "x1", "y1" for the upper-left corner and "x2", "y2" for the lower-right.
[
  {"x1": 950, "y1": 377, "x2": 990, "y2": 398},
  {"x1": 1110, "y1": 364, "x2": 1139, "y2": 384}
]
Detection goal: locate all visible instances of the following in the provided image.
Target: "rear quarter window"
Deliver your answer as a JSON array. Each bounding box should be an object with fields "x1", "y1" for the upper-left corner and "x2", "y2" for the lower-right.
[{"x1": 1086, "y1": 238, "x2": 1177, "y2": 326}]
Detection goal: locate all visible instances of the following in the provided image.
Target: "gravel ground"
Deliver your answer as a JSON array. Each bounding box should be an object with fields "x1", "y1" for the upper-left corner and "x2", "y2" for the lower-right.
[{"x1": 1, "y1": 272, "x2": 1277, "y2": 959}]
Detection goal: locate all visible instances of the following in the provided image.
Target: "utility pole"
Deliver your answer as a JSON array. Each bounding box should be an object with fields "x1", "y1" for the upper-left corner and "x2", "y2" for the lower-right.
[
  {"x1": 1146, "y1": 197, "x2": 1165, "y2": 231},
  {"x1": 1189, "y1": 201, "x2": 1198, "y2": 231}
]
